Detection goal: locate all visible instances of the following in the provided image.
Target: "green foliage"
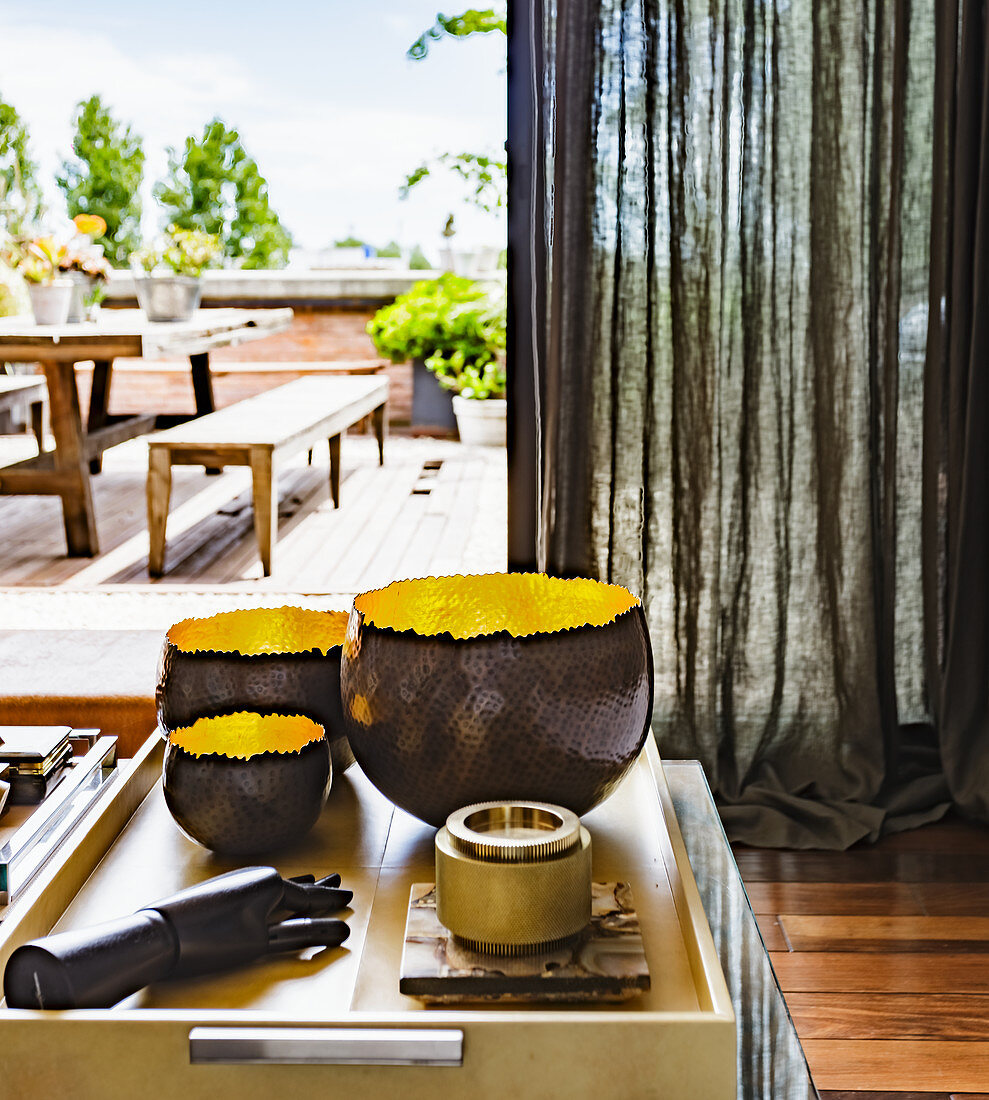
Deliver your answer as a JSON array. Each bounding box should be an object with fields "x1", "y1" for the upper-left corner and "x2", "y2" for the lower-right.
[
  {"x1": 334, "y1": 236, "x2": 366, "y2": 248},
  {"x1": 132, "y1": 225, "x2": 221, "y2": 278},
  {"x1": 57, "y1": 96, "x2": 145, "y2": 267},
  {"x1": 403, "y1": 11, "x2": 507, "y2": 230},
  {"x1": 367, "y1": 273, "x2": 506, "y2": 399},
  {"x1": 409, "y1": 244, "x2": 432, "y2": 269},
  {"x1": 377, "y1": 240, "x2": 402, "y2": 258},
  {"x1": 401, "y1": 151, "x2": 506, "y2": 213},
  {"x1": 407, "y1": 8, "x2": 507, "y2": 59},
  {"x1": 155, "y1": 118, "x2": 292, "y2": 269},
  {"x1": 0, "y1": 96, "x2": 42, "y2": 236}
]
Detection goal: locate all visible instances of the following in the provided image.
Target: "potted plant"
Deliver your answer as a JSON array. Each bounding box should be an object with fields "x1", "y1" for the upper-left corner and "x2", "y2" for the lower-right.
[
  {"x1": 62, "y1": 214, "x2": 110, "y2": 322},
  {"x1": 131, "y1": 225, "x2": 221, "y2": 322},
  {"x1": 367, "y1": 273, "x2": 506, "y2": 442},
  {"x1": 62, "y1": 215, "x2": 110, "y2": 322},
  {"x1": 15, "y1": 236, "x2": 74, "y2": 326}
]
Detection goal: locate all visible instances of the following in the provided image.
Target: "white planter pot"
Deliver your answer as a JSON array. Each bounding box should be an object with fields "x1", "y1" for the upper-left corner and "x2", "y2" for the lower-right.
[
  {"x1": 135, "y1": 276, "x2": 202, "y2": 322},
  {"x1": 453, "y1": 395, "x2": 507, "y2": 447},
  {"x1": 27, "y1": 281, "x2": 74, "y2": 326},
  {"x1": 65, "y1": 272, "x2": 93, "y2": 323}
]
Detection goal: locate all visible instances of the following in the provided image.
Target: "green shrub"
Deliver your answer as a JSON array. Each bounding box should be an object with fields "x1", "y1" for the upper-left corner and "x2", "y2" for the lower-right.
[{"x1": 367, "y1": 273, "x2": 506, "y2": 399}]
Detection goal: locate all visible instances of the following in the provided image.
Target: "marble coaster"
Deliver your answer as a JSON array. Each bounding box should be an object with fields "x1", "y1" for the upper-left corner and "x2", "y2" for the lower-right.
[{"x1": 399, "y1": 881, "x2": 650, "y2": 1003}]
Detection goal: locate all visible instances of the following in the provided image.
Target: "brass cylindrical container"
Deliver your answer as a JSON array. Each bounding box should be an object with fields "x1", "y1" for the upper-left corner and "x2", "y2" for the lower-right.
[{"x1": 435, "y1": 801, "x2": 592, "y2": 955}]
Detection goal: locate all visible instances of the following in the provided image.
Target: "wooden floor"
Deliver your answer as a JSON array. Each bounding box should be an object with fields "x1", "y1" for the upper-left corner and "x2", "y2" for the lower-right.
[
  {"x1": 0, "y1": 430, "x2": 506, "y2": 591},
  {"x1": 737, "y1": 814, "x2": 989, "y2": 1098}
]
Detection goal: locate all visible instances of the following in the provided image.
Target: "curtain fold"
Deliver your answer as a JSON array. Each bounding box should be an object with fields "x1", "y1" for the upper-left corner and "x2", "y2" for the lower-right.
[
  {"x1": 926, "y1": 1, "x2": 989, "y2": 821},
  {"x1": 528, "y1": 0, "x2": 971, "y2": 847}
]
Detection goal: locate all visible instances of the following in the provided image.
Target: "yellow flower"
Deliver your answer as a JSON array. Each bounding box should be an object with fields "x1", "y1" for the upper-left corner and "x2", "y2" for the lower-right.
[{"x1": 73, "y1": 214, "x2": 107, "y2": 238}]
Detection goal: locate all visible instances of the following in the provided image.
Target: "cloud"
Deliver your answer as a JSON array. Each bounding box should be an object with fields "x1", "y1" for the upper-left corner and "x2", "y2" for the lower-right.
[{"x1": 1, "y1": 10, "x2": 506, "y2": 249}]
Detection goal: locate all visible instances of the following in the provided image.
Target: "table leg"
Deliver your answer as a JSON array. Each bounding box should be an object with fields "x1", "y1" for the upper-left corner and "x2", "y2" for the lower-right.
[
  {"x1": 147, "y1": 447, "x2": 172, "y2": 576},
  {"x1": 86, "y1": 359, "x2": 113, "y2": 474},
  {"x1": 190, "y1": 352, "x2": 221, "y2": 475},
  {"x1": 41, "y1": 360, "x2": 99, "y2": 557},
  {"x1": 372, "y1": 402, "x2": 387, "y2": 465},
  {"x1": 29, "y1": 400, "x2": 45, "y2": 454},
  {"x1": 328, "y1": 434, "x2": 341, "y2": 508},
  {"x1": 250, "y1": 446, "x2": 277, "y2": 577}
]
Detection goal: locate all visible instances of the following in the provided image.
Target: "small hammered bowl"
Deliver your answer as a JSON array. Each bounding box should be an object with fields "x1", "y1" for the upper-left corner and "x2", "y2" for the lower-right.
[
  {"x1": 340, "y1": 572, "x2": 654, "y2": 826},
  {"x1": 163, "y1": 712, "x2": 331, "y2": 855},
  {"x1": 156, "y1": 606, "x2": 354, "y2": 774}
]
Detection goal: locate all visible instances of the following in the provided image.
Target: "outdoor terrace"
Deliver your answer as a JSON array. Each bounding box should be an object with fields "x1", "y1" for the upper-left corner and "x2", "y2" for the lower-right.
[{"x1": 0, "y1": 429, "x2": 506, "y2": 592}]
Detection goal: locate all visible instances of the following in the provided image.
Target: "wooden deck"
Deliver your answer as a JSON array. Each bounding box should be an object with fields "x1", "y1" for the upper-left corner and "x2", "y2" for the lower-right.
[{"x1": 0, "y1": 430, "x2": 506, "y2": 592}]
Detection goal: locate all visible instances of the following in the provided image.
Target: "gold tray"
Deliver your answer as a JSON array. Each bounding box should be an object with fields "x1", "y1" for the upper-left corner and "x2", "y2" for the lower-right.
[{"x1": 0, "y1": 736, "x2": 735, "y2": 1098}]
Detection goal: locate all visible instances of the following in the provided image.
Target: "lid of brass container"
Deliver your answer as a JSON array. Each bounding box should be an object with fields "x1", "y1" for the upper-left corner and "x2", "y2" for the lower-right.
[{"x1": 435, "y1": 801, "x2": 592, "y2": 955}]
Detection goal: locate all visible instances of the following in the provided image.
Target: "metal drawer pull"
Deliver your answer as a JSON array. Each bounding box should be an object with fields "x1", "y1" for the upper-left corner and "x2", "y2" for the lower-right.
[{"x1": 189, "y1": 1026, "x2": 463, "y2": 1066}]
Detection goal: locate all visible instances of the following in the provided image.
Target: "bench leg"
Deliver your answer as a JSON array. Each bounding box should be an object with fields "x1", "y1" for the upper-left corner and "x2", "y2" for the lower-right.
[
  {"x1": 372, "y1": 403, "x2": 386, "y2": 465},
  {"x1": 147, "y1": 447, "x2": 172, "y2": 576},
  {"x1": 251, "y1": 446, "x2": 277, "y2": 577},
  {"x1": 328, "y1": 434, "x2": 340, "y2": 508}
]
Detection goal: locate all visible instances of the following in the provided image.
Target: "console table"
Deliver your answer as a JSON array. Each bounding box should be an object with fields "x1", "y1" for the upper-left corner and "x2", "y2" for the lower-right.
[{"x1": 666, "y1": 761, "x2": 818, "y2": 1098}]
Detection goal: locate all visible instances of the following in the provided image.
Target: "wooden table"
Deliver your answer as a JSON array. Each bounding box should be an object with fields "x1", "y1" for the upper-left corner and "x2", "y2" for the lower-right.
[{"x1": 0, "y1": 308, "x2": 292, "y2": 557}]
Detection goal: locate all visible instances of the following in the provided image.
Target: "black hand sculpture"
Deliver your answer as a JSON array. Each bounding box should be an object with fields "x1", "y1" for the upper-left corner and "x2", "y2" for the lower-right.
[{"x1": 3, "y1": 866, "x2": 351, "y2": 1010}]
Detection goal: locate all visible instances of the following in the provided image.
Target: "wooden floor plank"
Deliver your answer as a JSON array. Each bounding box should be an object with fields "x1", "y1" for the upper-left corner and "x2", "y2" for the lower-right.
[
  {"x1": 786, "y1": 993, "x2": 989, "y2": 1040},
  {"x1": 779, "y1": 915, "x2": 989, "y2": 953},
  {"x1": 769, "y1": 951, "x2": 989, "y2": 994},
  {"x1": 734, "y1": 849, "x2": 989, "y2": 884},
  {"x1": 820, "y1": 1093, "x2": 951, "y2": 1099},
  {"x1": 802, "y1": 1040, "x2": 989, "y2": 1093},
  {"x1": 746, "y1": 881, "x2": 923, "y2": 915},
  {"x1": 915, "y1": 884, "x2": 989, "y2": 916},
  {"x1": 754, "y1": 914, "x2": 790, "y2": 951}
]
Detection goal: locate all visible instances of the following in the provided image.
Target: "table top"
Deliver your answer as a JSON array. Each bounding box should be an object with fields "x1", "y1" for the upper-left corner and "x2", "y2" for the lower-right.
[
  {"x1": 0, "y1": 308, "x2": 293, "y2": 360},
  {"x1": 666, "y1": 761, "x2": 819, "y2": 1099}
]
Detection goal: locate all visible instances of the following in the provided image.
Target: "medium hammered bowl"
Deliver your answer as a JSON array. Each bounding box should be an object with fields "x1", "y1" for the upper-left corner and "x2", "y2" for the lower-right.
[
  {"x1": 340, "y1": 573, "x2": 653, "y2": 826},
  {"x1": 157, "y1": 606, "x2": 354, "y2": 775},
  {"x1": 163, "y1": 712, "x2": 331, "y2": 855}
]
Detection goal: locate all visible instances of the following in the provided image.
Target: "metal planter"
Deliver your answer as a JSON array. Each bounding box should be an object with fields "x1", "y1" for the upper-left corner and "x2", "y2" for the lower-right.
[{"x1": 135, "y1": 276, "x2": 202, "y2": 322}]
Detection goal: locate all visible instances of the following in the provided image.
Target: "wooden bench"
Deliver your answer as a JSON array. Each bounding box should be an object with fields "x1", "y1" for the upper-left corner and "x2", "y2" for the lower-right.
[
  {"x1": 146, "y1": 375, "x2": 388, "y2": 577},
  {"x1": 0, "y1": 375, "x2": 46, "y2": 452}
]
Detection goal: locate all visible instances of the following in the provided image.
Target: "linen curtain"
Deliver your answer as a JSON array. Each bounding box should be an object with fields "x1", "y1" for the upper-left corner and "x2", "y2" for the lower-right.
[{"x1": 517, "y1": 0, "x2": 980, "y2": 847}]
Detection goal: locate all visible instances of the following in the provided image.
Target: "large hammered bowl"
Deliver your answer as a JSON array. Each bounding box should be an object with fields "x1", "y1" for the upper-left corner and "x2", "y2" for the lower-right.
[
  {"x1": 163, "y1": 712, "x2": 332, "y2": 855},
  {"x1": 340, "y1": 573, "x2": 653, "y2": 826},
  {"x1": 157, "y1": 606, "x2": 354, "y2": 774}
]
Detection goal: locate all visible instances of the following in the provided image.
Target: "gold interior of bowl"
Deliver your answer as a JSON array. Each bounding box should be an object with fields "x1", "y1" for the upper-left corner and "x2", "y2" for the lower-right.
[
  {"x1": 353, "y1": 573, "x2": 639, "y2": 640},
  {"x1": 169, "y1": 712, "x2": 325, "y2": 759},
  {"x1": 167, "y1": 606, "x2": 348, "y2": 656}
]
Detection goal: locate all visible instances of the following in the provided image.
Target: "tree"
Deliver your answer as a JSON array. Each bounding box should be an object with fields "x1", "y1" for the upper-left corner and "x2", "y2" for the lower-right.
[
  {"x1": 407, "y1": 8, "x2": 507, "y2": 59},
  {"x1": 0, "y1": 95, "x2": 42, "y2": 236},
  {"x1": 155, "y1": 118, "x2": 292, "y2": 269},
  {"x1": 402, "y1": 11, "x2": 507, "y2": 218},
  {"x1": 57, "y1": 95, "x2": 145, "y2": 267},
  {"x1": 401, "y1": 151, "x2": 506, "y2": 213}
]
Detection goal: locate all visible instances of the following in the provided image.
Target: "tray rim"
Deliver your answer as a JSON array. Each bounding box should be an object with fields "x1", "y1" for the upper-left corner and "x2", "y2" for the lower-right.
[{"x1": 0, "y1": 734, "x2": 735, "y2": 1030}]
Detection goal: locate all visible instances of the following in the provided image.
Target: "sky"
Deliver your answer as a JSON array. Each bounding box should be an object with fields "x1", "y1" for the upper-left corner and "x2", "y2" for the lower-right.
[{"x1": 0, "y1": 0, "x2": 507, "y2": 255}]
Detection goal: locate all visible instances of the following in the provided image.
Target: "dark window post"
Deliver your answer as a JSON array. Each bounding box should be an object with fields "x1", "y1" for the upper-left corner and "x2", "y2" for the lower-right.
[{"x1": 507, "y1": 0, "x2": 545, "y2": 572}]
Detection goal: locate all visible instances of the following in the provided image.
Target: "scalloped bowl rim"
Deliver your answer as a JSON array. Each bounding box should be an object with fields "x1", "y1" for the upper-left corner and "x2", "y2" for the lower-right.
[
  {"x1": 165, "y1": 605, "x2": 350, "y2": 658},
  {"x1": 351, "y1": 572, "x2": 641, "y2": 642}
]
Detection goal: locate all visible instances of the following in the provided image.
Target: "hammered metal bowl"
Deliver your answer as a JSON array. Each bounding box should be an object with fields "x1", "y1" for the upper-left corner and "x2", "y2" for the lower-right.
[
  {"x1": 340, "y1": 573, "x2": 654, "y2": 826},
  {"x1": 157, "y1": 606, "x2": 353, "y2": 774},
  {"x1": 163, "y1": 712, "x2": 331, "y2": 855}
]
